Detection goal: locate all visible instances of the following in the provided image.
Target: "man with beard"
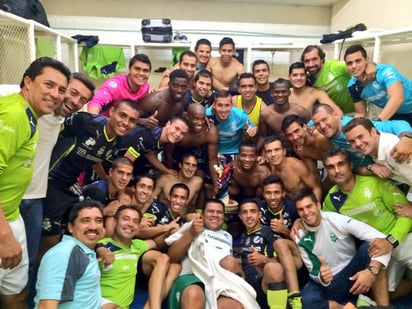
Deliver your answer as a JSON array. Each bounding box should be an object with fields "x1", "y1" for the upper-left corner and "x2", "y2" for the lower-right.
[
  {"x1": 288, "y1": 62, "x2": 342, "y2": 115},
  {"x1": 164, "y1": 104, "x2": 219, "y2": 198},
  {"x1": 258, "y1": 78, "x2": 310, "y2": 152},
  {"x1": 229, "y1": 140, "x2": 270, "y2": 201},
  {"x1": 137, "y1": 69, "x2": 189, "y2": 129},
  {"x1": 206, "y1": 37, "x2": 244, "y2": 91},
  {"x1": 252, "y1": 59, "x2": 274, "y2": 106},
  {"x1": 153, "y1": 154, "x2": 203, "y2": 212},
  {"x1": 263, "y1": 135, "x2": 322, "y2": 202},
  {"x1": 39, "y1": 99, "x2": 140, "y2": 257},
  {"x1": 87, "y1": 53, "x2": 151, "y2": 116}
]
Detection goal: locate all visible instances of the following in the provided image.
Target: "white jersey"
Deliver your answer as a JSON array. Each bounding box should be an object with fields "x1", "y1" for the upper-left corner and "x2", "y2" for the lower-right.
[{"x1": 296, "y1": 211, "x2": 391, "y2": 285}]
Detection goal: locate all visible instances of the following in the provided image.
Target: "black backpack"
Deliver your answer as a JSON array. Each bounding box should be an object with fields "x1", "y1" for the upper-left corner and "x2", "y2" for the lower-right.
[{"x1": 0, "y1": 0, "x2": 50, "y2": 26}]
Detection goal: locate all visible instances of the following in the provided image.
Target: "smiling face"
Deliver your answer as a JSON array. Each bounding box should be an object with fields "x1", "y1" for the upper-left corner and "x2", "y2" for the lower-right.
[
  {"x1": 180, "y1": 55, "x2": 197, "y2": 78},
  {"x1": 284, "y1": 121, "x2": 307, "y2": 148},
  {"x1": 113, "y1": 208, "x2": 140, "y2": 245},
  {"x1": 344, "y1": 50, "x2": 368, "y2": 80},
  {"x1": 238, "y1": 201, "x2": 261, "y2": 232},
  {"x1": 295, "y1": 196, "x2": 322, "y2": 227},
  {"x1": 187, "y1": 105, "x2": 207, "y2": 133},
  {"x1": 128, "y1": 60, "x2": 151, "y2": 90},
  {"x1": 219, "y1": 43, "x2": 235, "y2": 64},
  {"x1": 109, "y1": 163, "x2": 133, "y2": 190},
  {"x1": 68, "y1": 207, "x2": 104, "y2": 249},
  {"x1": 194, "y1": 76, "x2": 212, "y2": 98},
  {"x1": 213, "y1": 96, "x2": 232, "y2": 121},
  {"x1": 24, "y1": 66, "x2": 68, "y2": 117},
  {"x1": 323, "y1": 154, "x2": 354, "y2": 186},
  {"x1": 344, "y1": 125, "x2": 379, "y2": 156},
  {"x1": 179, "y1": 155, "x2": 198, "y2": 179},
  {"x1": 195, "y1": 44, "x2": 211, "y2": 67},
  {"x1": 107, "y1": 102, "x2": 139, "y2": 138},
  {"x1": 263, "y1": 183, "x2": 285, "y2": 213},
  {"x1": 203, "y1": 201, "x2": 225, "y2": 231},
  {"x1": 253, "y1": 63, "x2": 270, "y2": 86},
  {"x1": 272, "y1": 83, "x2": 290, "y2": 106},
  {"x1": 238, "y1": 77, "x2": 257, "y2": 101},
  {"x1": 168, "y1": 187, "x2": 189, "y2": 215},
  {"x1": 238, "y1": 145, "x2": 257, "y2": 171},
  {"x1": 289, "y1": 67, "x2": 307, "y2": 89},
  {"x1": 302, "y1": 48, "x2": 324, "y2": 77},
  {"x1": 134, "y1": 177, "x2": 154, "y2": 205},
  {"x1": 264, "y1": 140, "x2": 286, "y2": 167},
  {"x1": 164, "y1": 119, "x2": 189, "y2": 143},
  {"x1": 56, "y1": 79, "x2": 92, "y2": 117},
  {"x1": 312, "y1": 107, "x2": 340, "y2": 139}
]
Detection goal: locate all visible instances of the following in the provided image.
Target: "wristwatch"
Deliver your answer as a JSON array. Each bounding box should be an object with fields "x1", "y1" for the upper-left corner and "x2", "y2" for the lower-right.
[
  {"x1": 386, "y1": 234, "x2": 399, "y2": 248},
  {"x1": 366, "y1": 265, "x2": 379, "y2": 276}
]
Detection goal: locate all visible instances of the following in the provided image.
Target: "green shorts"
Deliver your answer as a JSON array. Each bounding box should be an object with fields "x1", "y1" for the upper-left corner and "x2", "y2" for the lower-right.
[{"x1": 167, "y1": 274, "x2": 204, "y2": 309}]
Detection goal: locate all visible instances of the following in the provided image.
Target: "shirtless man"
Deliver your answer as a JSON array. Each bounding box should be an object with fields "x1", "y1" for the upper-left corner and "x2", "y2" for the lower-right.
[
  {"x1": 263, "y1": 135, "x2": 322, "y2": 201},
  {"x1": 281, "y1": 114, "x2": 332, "y2": 176},
  {"x1": 229, "y1": 140, "x2": 271, "y2": 201},
  {"x1": 232, "y1": 73, "x2": 267, "y2": 137},
  {"x1": 159, "y1": 51, "x2": 197, "y2": 89},
  {"x1": 153, "y1": 154, "x2": 203, "y2": 212},
  {"x1": 164, "y1": 104, "x2": 219, "y2": 196},
  {"x1": 252, "y1": 59, "x2": 274, "y2": 105},
  {"x1": 138, "y1": 69, "x2": 189, "y2": 129},
  {"x1": 206, "y1": 37, "x2": 244, "y2": 91},
  {"x1": 258, "y1": 78, "x2": 310, "y2": 151},
  {"x1": 288, "y1": 62, "x2": 342, "y2": 115}
]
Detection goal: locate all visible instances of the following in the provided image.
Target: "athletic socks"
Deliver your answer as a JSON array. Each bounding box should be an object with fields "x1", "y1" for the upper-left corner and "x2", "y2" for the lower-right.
[{"x1": 267, "y1": 282, "x2": 288, "y2": 309}]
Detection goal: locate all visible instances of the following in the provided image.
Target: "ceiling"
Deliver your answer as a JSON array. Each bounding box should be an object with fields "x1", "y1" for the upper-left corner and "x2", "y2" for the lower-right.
[{"x1": 208, "y1": 0, "x2": 339, "y2": 6}]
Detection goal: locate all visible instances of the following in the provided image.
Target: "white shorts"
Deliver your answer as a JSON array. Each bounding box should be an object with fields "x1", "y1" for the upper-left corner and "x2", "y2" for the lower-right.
[
  {"x1": 0, "y1": 215, "x2": 29, "y2": 295},
  {"x1": 387, "y1": 232, "x2": 412, "y2": 291}
]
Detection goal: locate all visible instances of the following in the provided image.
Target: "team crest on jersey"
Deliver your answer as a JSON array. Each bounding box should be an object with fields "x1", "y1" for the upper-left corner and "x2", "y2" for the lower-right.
[
  {"x1": 372, "y1": 82, "x2": 380, "y2": 90},
  {"x1": 97, "y1": 146, "x2": 106, "y2": 157},
  {"x1": 109, "y1": 81, "x2": 118, "y2": 88},
  {"x1": 329, "y1": 233, "x2": 338, "y2": 243},
  {"x1": 363, "y1": 187, "x2": 372, "y2": 198},
  {"x1": 245, "y1": 237, "x2": 251, "y2": 246},
  {"x1": 23, "y1": 158, "x2": 33, "y2": 168},
  {"x1": 253, "y1": 235, "x2": 263, "y2": 244},
  {"x1": 231, "y1": 122, "x2": 237, "y2": 130},
  {"x1": 85, "y1": 137, "x2": 96, "y2": 147},
  {"x1": 328, "y1": 72, "x2": 334, "y2": 81}
]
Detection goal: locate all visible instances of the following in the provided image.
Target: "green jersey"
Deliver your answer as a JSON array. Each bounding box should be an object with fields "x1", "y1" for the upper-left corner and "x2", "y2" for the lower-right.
[
  {"x1": 323, "y1": 175, "x2": 412, "y2": 242},
  {"x1": 313, "y1": 60, "x2": 354, "y2": 114},
  {"x1": 0, "y1": 93, "x2": 38, "y2": 221},
  {"x1": 99, "y1": 237, "x2": 148, "y2": 309}
]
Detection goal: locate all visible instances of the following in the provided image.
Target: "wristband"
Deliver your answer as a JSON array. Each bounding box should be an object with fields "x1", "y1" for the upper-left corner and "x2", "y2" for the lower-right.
[
  {"x1": 366, "y1": 164, "x2": 374, "y2": 172},
  {"x1": 95, "y1": 243, "x2": 105, "y2": 251}
]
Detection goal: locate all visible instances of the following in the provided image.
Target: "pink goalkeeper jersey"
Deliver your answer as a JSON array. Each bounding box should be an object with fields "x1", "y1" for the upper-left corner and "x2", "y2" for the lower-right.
[{"x1": 87, "y1": 74, "x2": 150, "y2": 116}]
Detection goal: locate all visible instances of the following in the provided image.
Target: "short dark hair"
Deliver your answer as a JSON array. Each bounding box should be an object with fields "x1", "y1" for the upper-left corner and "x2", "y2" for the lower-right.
[
  {"x1": 169, "y1": 182, "x2": 190, "y2": 198},
  {"x1": 239, "y1": 139, "x2": 257, "y2": 153},
  {"x1": 195, "y1": 38, "x2": 212, "y2": 51},
  {"x1": 203, "y1": 198, "x2": 225, "y2": 212},
  {"x1": 134, "y1": 174, "x2": 156, "y2": 188},
  {"x1": 344, "y1": 44, "x2": 367, "y2": 61},
  {"x1": 170, "y1": 69, "x2": 190, "y2": 81},
  {"x1": 68, "y1": 200, "x2": 104, "y2": 225},
  {"x1": 301, "y1": 45, "x2": 326, "y2": 63},
  {"x1": 114, "y1": 99, "x2": 141, "y2": 114},
  {"x1": 262, "y1": 175, "x2": 285, "y2": 191},
  {"x1": 273, "y1": 78, "x2": 291, "y2": 88},
  {"x1": 129, "y1": 53, "x2": 151, "y2": 70},
  {"x1": 322, "y1": 148, "x2": 351, "y2": 166},
  {"x1": 215, "y1": 89, "x2": 231, "y2": 99},
  {"x1": 252, "y1": 59, "x2": 269, "y2": 73},
  {"x1": 264, "y1": 135, "x2": 283, "y2": 147},
  {"x1": 237, "y1": 72, "x2": 256, "y2": 86},
  {"x1": 312, "y1": 103, "x2": 334, "y2": 117},
  {"x1": 291, "y1": 187, "x2": 318, "y2": 205},
  {"x1": 179, "y1": 50, "x2": 197, "y2": 63},
  {"x1": 288, "y1": 61, "x2": 305, "y2": 75},
  {"x1": 343, "y1": 117, "x2": 375, "y2": 135},
  {"x1": 179, "y1": 153, "x2": 198, "y2": 165},
  {"x1": 71, "y1": 72, "x2": 95, "y2": 99},
  {"x1": 114, "y1": 205, "x2": 142, "y2": 223},
  {"x1": 281, "y1": 114, "x2": 306, "y2": 133},
  {"x1": 168, "y1": 115, "x2": 189, "y2": 128},
  {"x1": 238, "y1": 198, "x2": 259, "y2": 212},
  {"x1": 111, "y1": 157, "x2": 134, "y2": 170},
  {"x1": 20, "y1": 57, "x2": 71, "y2": 88},
  {"x1": 219, "y1": 37, "x2": 235, "y2": 49},
  {"x1": 195, "y1": 69, "x2": 213, "y2": 83}
]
